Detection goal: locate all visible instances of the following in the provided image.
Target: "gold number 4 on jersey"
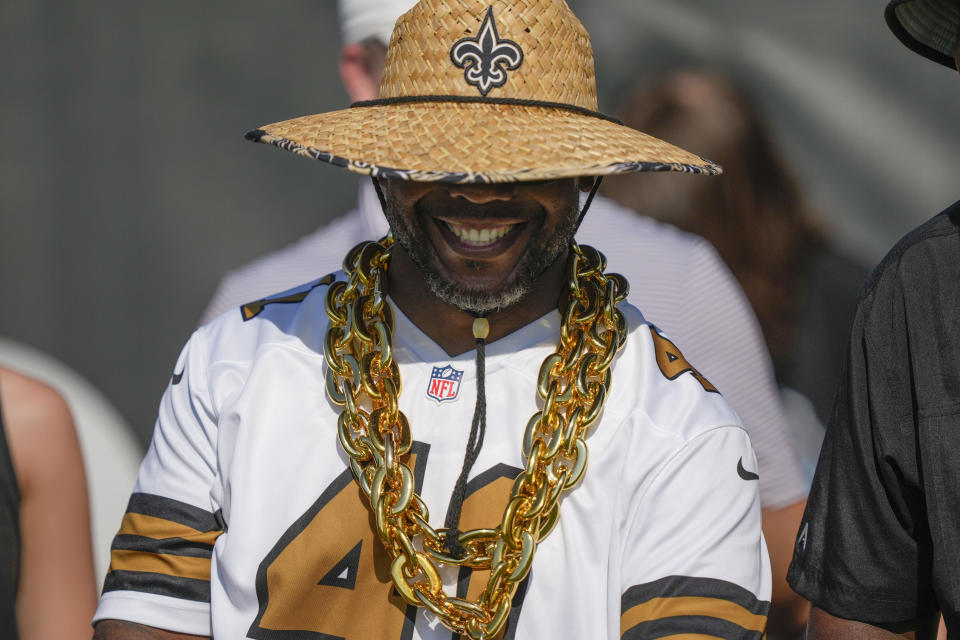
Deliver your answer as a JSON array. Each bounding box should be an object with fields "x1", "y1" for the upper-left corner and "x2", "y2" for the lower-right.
[{"x1": 248, "y1": 443, "x2": 528, "y2": 640}]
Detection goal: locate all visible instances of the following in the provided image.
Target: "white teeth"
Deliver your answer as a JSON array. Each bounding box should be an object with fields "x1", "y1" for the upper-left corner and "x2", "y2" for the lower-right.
[{"x1": 446, "y1": 222, "x2": 514, "y2": 246}]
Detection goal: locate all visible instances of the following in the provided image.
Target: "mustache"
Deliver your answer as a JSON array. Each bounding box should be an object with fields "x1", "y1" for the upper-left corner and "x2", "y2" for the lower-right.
[{"x1": 413, "y1": 195, "x2": 542, "y2": 222}]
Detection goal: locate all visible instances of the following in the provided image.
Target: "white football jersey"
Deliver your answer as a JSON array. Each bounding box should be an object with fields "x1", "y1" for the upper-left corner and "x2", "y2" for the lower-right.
[
  {"x1": 96, "y1": 274, "x2": 771, "y2": 639},
  {"x1": 201, "y1": 187, "x2": 805, "y2": 512}
]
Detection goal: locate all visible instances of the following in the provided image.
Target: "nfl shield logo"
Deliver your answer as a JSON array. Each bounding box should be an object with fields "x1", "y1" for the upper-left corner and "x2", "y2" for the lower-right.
[{"x1": 427, "y1": 365, "x2": 464, "y2": 403}]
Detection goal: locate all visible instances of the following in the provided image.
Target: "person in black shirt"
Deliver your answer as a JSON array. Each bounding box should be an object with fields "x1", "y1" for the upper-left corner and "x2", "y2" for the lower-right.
[{"x1": 787, "y1": 1, "x2": 960, "y2": 637}]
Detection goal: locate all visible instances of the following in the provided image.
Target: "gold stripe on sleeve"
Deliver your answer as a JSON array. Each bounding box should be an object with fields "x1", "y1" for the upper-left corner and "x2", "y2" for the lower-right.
[
  {"x1": 621, "y1": 596, "x2": 767, "y2": 636},
  {"x1": 109, "y1": 549, "x2": 211, "y2": 582},
  {"x1": 118, "y1": 512, "x2": 222, "y2": 546}
]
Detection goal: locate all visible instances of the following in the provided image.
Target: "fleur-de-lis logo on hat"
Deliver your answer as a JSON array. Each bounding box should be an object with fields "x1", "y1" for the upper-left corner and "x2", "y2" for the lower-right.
[{"x1": 450, "y1": 6, "x2": 524, "y2": 97}]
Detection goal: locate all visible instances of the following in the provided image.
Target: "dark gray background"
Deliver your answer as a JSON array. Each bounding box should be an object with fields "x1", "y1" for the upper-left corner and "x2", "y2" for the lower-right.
[{"x1": 2, "y1": 0, "x2": 958, "y2": 444}]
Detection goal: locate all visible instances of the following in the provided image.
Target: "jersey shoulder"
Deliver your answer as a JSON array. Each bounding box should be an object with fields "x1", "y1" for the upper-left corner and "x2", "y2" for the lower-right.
[
  {"x1": 237, "y1": 273, "x2": 338, "y2": 323},
  {"x1": 197, "y1": 273, "x2": 339, "y2": 368},
  {"x1": 611, "y1": 303, "x2": 744, "y2": 444}
]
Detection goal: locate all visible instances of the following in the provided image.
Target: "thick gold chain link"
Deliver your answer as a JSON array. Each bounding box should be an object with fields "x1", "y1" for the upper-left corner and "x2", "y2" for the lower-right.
[{"x1": 324, "y1": 237, "x2": 628, "y2": 639}]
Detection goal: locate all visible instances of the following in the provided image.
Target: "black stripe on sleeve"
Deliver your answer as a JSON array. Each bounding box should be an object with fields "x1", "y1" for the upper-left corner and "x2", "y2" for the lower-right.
[
  {"x1": 125, "y1": 493, "x2": 223, "y2": 533},
  {"x1": 622, "y1": 614, "x2": 764, "y2": 640},
  {"x1": 111, "y1": 534, "x2": 214, "y2": 558},
  {"x1": 102, "y1": 570, "x2": 210, "y2": 603},
  {"x1": 621, "y1": 575, "x2": 770, "y2": 617}
]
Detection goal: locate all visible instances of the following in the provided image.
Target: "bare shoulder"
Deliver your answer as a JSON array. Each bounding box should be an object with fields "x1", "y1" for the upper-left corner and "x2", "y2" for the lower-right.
[
  {"x1": 0, "y1": 367, "x2": 73, "y2": 433},
  {"x1": 0, "y1": 367, "x2": 78, "y2": 491},
  {"x1": 93, "y1": 620, "x2": 209, "y2": 640}
]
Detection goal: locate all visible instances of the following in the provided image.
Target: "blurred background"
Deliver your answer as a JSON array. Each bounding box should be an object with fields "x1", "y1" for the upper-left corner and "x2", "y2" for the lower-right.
[{"x1": 2, "y1": 0, "x2": 959, "y2": 447}]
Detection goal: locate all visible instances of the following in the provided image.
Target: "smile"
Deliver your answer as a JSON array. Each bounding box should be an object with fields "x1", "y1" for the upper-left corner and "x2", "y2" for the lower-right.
[{"x1": 443, "y1": 221, "x2": 516, "y2": 247}]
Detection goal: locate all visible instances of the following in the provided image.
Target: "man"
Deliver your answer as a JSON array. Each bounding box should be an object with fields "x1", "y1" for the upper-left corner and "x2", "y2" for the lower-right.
[
  {"x1": 202, "y1": 1, "x2": 809, "y2": 632},
  {"x1": 787, "y1": 1, "x2": 960, "y2": 637},
  {"x1": 94, "y1": 1, "x2": 770, "y2": 638}
]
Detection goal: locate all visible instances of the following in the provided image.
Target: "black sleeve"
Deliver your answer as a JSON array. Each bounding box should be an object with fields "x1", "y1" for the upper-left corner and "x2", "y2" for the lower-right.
[{"x1": 786, "y1": 259, "x2": 936, "y2": 624}]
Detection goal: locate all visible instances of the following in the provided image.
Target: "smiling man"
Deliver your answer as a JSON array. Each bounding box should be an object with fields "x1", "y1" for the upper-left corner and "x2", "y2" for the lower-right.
[
  {"x1": 92, "y1": 1, "x2": 770, "y2": 639},
  {"x1": 203, "y1": 2, "x2": 810, "y2": 632},
  {"x1": 383, "y1": 179, "x2": 586, "y2": 349}
]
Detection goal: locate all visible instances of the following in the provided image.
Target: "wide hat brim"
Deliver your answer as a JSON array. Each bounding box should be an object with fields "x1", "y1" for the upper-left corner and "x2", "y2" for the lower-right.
[
  {"x1": 886, "y1": 0, "x2": 959, "y2": 70},
  {"x1": 246, "y1": 100, "x2": 721, "y2": 184}
]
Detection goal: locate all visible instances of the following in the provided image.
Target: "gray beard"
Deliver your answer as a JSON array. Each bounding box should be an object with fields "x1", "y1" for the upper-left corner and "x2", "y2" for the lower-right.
[
  {"x1": 385, "y1": 205, "x2": 578, "y2": 315},
  {"x1": 417, "y1": 266, "x2": 532, "y2": 315}
]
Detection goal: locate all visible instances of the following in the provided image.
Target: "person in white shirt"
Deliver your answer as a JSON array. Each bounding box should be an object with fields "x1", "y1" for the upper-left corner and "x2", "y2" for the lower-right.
[
  {"x1": 94, "y1": 0, "x2": 771, "y2": 640},
  {"x1": 200, "y1": 1, "x2": 809, "y2": 634},
  {"x1": 96, "y1": 0, "x2": 772, "y2": 637}
]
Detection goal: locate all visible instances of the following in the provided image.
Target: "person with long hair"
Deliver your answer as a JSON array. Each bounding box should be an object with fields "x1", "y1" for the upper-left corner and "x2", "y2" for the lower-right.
[
  {"x1": 603, "y1": 71, "x2": 868, "y2": 638},
  {"x1": 604, "y1": 70, "x2": 866, "y2": 445}
]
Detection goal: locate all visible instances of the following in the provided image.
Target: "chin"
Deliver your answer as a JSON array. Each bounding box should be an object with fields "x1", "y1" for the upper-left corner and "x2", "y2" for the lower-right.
[{"x1": 421, "y1": 269, "x2": 531, "y2": 315}]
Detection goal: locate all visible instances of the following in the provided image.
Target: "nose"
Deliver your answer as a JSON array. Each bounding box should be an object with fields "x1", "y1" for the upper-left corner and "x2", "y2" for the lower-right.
[{"x1": 446, "y1": 182, "x2": 516, "y2": 204}]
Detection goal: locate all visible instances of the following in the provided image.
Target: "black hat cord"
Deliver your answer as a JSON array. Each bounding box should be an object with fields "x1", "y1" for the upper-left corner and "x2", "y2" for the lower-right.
[{"x1": 442, "y1": 316, "x2": 489, "y2": 557}]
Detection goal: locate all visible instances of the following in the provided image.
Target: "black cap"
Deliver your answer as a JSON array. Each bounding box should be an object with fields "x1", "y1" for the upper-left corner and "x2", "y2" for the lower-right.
[{"x1": 885, "y1": 0, "x2": 959, "y2": 69}]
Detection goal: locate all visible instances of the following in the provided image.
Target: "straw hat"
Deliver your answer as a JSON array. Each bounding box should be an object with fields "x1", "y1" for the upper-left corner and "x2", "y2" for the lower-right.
[
  {"x1": 886, "y1": 0, "x2": 959, "y2": 70},
  {"x1": 247, "y1": 0, "x2": 720, "y2": 183}
]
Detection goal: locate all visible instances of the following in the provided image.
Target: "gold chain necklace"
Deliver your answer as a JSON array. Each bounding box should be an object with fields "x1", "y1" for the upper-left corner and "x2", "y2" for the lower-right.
[{"x1": 324, "y1": 237, "x2": 628, "y2": 639}]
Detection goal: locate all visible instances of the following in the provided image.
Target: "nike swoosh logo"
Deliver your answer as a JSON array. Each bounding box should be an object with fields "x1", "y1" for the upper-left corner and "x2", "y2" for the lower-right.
[
  {"x1": 737, "y1": 457, "x2": 759, "y2": 481},
  {"x1": 171, "y1": 370, "x2": 184, "y2": 385}
]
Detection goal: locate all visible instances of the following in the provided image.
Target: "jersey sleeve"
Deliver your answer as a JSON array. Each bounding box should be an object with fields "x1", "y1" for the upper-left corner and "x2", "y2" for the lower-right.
[
  {"x1": 94, "y1": 329, "x2": 223, "y2": 636},
  {"x1": 787, "y1": 267, "x2": 935, "y2": 623},
  {"x1": 619, "y1": 426, "x2": 771, "y2": 640},
  {"x1": 677, "y1": 240, "x2": 807, "y2": 510}
]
